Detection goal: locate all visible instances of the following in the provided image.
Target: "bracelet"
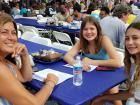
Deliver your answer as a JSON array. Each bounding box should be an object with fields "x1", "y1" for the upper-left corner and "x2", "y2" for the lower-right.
[
  {"x1": 44, "y1": 81, "x2": 55, "y2": 88},
  {"x1": 46, "y1": 79, "x2": 56, "y2": 85}
]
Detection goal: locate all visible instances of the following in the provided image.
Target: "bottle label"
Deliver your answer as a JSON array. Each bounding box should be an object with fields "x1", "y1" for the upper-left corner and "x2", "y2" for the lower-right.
[{"x1": 73, "y1": 66, "x2": 82, "y2": 71}]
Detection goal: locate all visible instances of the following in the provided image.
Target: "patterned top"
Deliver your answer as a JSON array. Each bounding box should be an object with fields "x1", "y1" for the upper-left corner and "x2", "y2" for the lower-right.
[
  {"x1": 0, "y1": 97, "x2": 13, "y2": 105},
  {"x1": 130, "y1": 64, "x2": 140, "y2": 100}
]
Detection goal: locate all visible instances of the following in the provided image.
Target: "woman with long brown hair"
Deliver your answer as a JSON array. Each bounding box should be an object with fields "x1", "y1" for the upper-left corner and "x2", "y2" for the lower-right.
[
  {"x1": 91, "y1": 22, "x2": 140, "y2": 105},
  {"x1": 64, "y1": 16, "x2": 123, "y2": 105}
]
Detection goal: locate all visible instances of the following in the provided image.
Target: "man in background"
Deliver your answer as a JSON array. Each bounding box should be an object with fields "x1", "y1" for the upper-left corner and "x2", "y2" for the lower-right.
[{"x1": 100, "y1": 4, "x2": 130, "y2": 49}]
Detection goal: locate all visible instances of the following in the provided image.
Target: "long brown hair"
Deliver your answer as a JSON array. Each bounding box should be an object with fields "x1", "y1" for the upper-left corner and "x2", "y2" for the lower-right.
[
  {"x1": 80, "y1": 16, "x2": 103, "y2": 53},
  {"x1": 124, "y1": 22, "x2": 140, "y2": 91},
  {"x1": 0, "y1": 13, "x2": 18, "y2": 64}
]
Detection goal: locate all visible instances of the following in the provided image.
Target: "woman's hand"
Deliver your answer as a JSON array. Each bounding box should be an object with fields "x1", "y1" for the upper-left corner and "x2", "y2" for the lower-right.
[
  {"x1": 45, "y1": 73, "x2": 59, "y2": 86},
  {"x1": 82, "y1": 57, "x2": 92, "y2": 71},
  {"x1": 12, "y1": 43, "x2": 28, "y2": 58}
]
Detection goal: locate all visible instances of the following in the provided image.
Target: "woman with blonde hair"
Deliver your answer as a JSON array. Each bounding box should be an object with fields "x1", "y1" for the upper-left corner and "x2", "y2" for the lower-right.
[
  {"x1": 0, "y1": 13, "x2": 58, "y2": 105},
  {"x1": 91, "y1": 22, "x2": 140, "y2": 105}
]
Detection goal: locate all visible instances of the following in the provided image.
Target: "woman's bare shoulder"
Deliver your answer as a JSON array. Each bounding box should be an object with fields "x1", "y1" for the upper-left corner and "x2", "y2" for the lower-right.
[
  {"x1": 101, "y1": 35, "x2": 112, "y2": 45},
  {"x1": 0, "y1": 63, "x2": 11, "y2": 90},
  {"x1": 0, "y1": 62, "x2": 8, "y2": 71},
  {"x1": 101, "y1": 35, "x2": 110, "y2": 41},
  {"x1": 0, "y1": 62, "x2": 14, "y2": 79}
]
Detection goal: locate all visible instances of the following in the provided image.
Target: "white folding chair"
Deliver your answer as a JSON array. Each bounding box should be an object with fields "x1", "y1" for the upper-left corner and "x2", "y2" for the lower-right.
[
  {"x1": 20, "y1": 25, "x2": 40, "y2": 35},
  {"x1": 16, "y1": 23, "x2": 23, "y2": 38},
  {"x1": 38, "y1": 28, "x2": 49, "y2": 35},
  {"x1": 16, "y1": 23, "x2": 23, "y2": 30},
  {"x1": 21, "y1": 31, "x2": 39, "y2": 41},
  {"x1": 30, "y1": 36, "x2": 52, "y2": 46},
  {"x1": 52, "y1": 31, "x2": 73, "y2": 46},
  {"x1": 17, "y1": 30, "x2": 22, "y2": 38},
  {"x1": 52, "y1": 42, "x2": 72, "y2": 51},
  {"x1": 75, "y1": 37, "x2": 79, "y2": 43}
]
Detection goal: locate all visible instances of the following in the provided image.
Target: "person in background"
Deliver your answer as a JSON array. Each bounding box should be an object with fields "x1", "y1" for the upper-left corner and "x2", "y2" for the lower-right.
[
  {"x1": 66, "y1": 0, "x2": 74, "y2": 16},
  {"x1": 100, "y1": 3, "x2": 130, "y2": 49},
  {"x1": 64, "y1": 16, "x2": 123, "y2": 105},
  {"x1": 38, "y1": 3, "x2": 46, "y2": 16},
  {"x1": 11, "y1": 2, "x2": 20, "y2": 17},
  {"x1": 0, "y1": 13, "x2": 58, "y2": 105},
  {"x1": 80, "y1": 0, "x2": 86, "y2": 11},
  {"x1": 20, "y1": 3, "x2": 27, "y2": 16},
  {"x1": 0, "y1": 2, "x2": 11, "y2": 14},
  {"x1": 53, "y1": 4, "x2": 69, "y2": 21},
  {"x1": 99, "y1": 6, "x2": 110, "y2": 19},
  {"x1": 91, "y1": 22, "x2": 140, "y2": 105},
  {"x1": 45, "y1": 1, "x2": 58, "y2": 17},
  {"x1": 89, "y1": 2, "x2": 100, "y2": 21},
  {"x1": 107, "y1": 0, "x2": 114, "y2": 11},
  {"x1": 126, "y1": 3, "x2": 136, "y2": 25},
  {"x1": 86, "y1": 2, "x2": 97, "y2": 15},
  {"x1": 66, "y1": 2, "x2": 87, "y2": 23}
]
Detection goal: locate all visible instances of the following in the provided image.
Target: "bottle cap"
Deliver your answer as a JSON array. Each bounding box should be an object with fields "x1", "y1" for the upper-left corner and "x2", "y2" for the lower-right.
[{"x1": 76, "y1": 56, "x2": 80, "y2": 60}]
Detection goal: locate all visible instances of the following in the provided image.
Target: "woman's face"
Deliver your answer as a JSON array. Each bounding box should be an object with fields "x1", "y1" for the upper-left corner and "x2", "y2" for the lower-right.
[
  {"x1": 83, "y1": 22, "x2": 97, "y2": 41},
  {"x1": 125, "y1": 27, "x2": 140, "y2": 55},
  {"x1": 0, "y1": 22, "x2": 17, "y2": 55}
]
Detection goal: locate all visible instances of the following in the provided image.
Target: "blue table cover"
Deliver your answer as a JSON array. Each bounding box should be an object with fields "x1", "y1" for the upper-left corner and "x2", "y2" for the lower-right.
[
  {"x1": 15, "y1": 18, "x2": 46, "y2": 29},
  {"x1": 15, "y1": 18, "x2": 80, "y2": 34},
  {"x1": 19, "y1": 39, "x2": 126, "y2": 105}
]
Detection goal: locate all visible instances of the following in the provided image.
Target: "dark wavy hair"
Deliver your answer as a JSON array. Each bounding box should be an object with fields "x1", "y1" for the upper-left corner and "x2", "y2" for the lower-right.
[
  {"x1": 112, "y1": 3, "x2": 130, "y2": 18},
  {"x1": 0, "y1": 2, "x2": 11, "y2": 14},
  {"x1": 124, "y1": 22, "x2": 140, "y2": 91},
  {"x1": 80, "y1": 16, "x2": 103, "y2": 53}
]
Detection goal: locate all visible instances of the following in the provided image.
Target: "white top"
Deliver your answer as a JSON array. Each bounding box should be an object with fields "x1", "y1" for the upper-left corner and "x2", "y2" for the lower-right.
[{"x1": 130, "y1": 64, "x2": 140, "y2": 100}]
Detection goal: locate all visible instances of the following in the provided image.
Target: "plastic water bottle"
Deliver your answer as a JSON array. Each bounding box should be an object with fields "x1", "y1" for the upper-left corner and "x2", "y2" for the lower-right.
[{"x1": 73, "y1": 56, "x2": 83, "y2": 86}]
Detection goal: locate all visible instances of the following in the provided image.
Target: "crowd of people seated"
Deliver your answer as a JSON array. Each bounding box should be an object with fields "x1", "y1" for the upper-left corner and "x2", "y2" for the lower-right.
[{"x1": 1, "y1": 0, "x2": 138, "y2": 49}]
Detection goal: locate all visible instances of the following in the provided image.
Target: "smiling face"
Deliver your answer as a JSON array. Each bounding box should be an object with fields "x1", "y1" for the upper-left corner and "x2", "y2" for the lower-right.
[
  {"x1": 82, "y1": 22, "x2": 97, "y2": 42},
  {"x1": 125, "y1": 27, "x2": 140, "y2": 55},
  {"x1": 0, "y1": 22, "x2": 17, "y2": 56}
]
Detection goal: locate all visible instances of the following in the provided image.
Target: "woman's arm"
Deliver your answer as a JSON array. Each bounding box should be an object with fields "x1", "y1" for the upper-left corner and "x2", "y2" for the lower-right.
[
  {"x1": 63, "y1": 41, "x2": 81, "y2": 65},
  {"x1": 91, "y1": 91, "x2": 133, "y2": 105},
  {"x1": 19, "y1": 53, "x2": 32, "y2": 82},
  {"x1": 12, "y1": 43, "x2": 32, "y2": 82},
  {"x1": 101, "y1": 36, "x2": 123, "y2": 67},
  {"x1": 0, "y1": 63, "x2": 58, "y2": 105}
]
